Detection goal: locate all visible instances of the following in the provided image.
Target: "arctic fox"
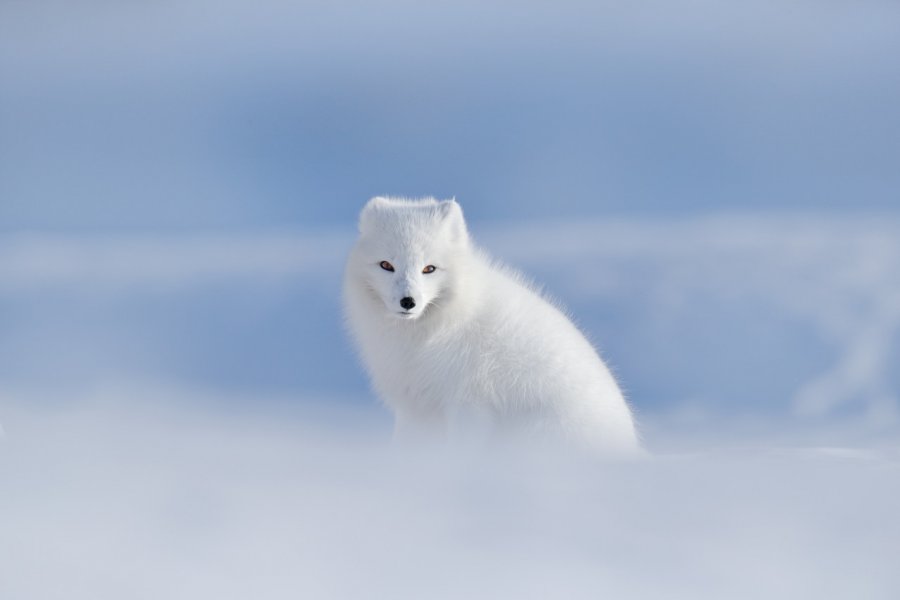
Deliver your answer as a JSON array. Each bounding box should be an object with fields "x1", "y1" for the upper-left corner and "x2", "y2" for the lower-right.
[{"x1": 343, "y1": 197, "x2": 641, "y2": 456}]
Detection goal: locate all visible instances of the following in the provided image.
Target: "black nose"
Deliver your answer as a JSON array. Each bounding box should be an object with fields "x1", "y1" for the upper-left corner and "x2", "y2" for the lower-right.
[{"x1": 400, "y1": 297, "x2": 416, "y2": 310}]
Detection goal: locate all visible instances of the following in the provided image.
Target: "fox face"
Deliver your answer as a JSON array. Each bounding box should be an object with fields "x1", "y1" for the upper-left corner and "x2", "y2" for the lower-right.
[{"x1": 354, "y1": 197, "x2": 468, "y2": 320}]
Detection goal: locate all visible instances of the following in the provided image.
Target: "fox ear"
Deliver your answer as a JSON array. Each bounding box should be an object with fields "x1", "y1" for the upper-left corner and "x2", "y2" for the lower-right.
[
  {"x1": 438, "y1": 198, "x2": 468, "y2": 242},
  {"x1": 359, "y1": 196, "x2": 389, "y2": 234}
]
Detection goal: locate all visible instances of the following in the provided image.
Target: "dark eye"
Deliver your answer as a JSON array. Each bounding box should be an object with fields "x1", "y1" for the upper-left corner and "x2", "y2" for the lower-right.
[
  {"x1": 379, "y1": 261, "x2": 395, "y2": 272},
  {"x1": 422, "y1": 265, "x2": 436, "y2": 274}
]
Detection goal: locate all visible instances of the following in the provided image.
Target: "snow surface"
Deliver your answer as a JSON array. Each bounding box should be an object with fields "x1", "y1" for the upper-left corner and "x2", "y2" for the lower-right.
[{"x1": 1, "y1": 392, "x2": 898, "y2": 600}]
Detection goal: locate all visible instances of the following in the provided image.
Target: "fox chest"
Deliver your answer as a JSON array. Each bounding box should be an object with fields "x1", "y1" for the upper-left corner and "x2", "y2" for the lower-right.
[{"x1": 364, "y1": 333, "x2": 476, "y2": 409}]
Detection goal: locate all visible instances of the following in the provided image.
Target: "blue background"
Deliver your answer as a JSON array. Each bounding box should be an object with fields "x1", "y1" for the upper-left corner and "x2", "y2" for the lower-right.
[{"x1": 2, "y1": 1, "x2": 899, "y2": 429}]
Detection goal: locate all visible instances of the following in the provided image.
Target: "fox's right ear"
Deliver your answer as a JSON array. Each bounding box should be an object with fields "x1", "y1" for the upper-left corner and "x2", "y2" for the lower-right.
[
  {"x1": 438, "y1": 199, "x2": 468, "y2": 243},
  {"x1": 359, "y1": 196, "x2": 389, "y2": 234}
]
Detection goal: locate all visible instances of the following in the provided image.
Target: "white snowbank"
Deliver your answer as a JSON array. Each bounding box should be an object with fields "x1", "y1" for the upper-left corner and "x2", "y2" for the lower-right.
[{"x1": 1, "y1": 390, "x2": 898, "y2": 600}]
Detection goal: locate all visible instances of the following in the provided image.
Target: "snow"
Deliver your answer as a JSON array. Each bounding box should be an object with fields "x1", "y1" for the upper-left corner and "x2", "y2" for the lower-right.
[
  {"x1": 1, "y1": 392, "x2": 898, "y2": 599},
  {"x1": 3, "y1": 1, "x2": 899, "y2": 595}
]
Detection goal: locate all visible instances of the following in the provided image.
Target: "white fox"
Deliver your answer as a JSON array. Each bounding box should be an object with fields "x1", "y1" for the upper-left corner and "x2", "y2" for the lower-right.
[{"x1": 343, "y1": 197, "x2": 641, "y2": 456}]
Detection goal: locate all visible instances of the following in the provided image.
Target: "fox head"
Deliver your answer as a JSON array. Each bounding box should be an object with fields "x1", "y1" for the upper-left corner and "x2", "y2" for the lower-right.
[{"x1": 353, "y1": 197, "x2": 469, "y2": 321}]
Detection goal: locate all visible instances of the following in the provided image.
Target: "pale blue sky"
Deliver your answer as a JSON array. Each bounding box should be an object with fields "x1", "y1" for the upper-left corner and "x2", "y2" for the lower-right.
[
  {"x1": 2, "y1": 1, "x2": 899, "y2": 232},
  {"x1": 1, "y1": 1, "x2": 898, "y2": 426}
]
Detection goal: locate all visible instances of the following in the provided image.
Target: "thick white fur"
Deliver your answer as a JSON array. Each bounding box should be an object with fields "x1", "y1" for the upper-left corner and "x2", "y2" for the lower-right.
[{"x1": 343, "y1": 197, "x2": 641, "y2": 456}]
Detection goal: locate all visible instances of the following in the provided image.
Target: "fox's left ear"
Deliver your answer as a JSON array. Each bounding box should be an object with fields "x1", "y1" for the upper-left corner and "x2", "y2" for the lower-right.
[
  {"x1": 359, "y1": 196, "x2": 389, "y2": 234},
  {"x1": 438, "y1": 199, "x2": 468, "y2": 243}
]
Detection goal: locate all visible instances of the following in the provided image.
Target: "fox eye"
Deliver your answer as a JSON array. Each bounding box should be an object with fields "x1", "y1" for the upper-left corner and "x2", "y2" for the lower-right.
[
  {"x1": 379, "y1": 261, "x2": 395, "y2": 272},
  {"x1": 422, "y1": 265, "x2": 436, "y2": 274}
]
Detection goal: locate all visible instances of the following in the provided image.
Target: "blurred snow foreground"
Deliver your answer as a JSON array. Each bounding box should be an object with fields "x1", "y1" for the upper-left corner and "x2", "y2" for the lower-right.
[{"x1": 1, "y1": 394, "x2": 899, "y2": 600}]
